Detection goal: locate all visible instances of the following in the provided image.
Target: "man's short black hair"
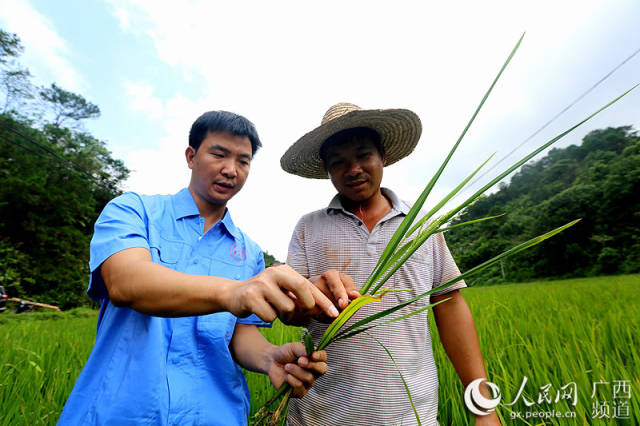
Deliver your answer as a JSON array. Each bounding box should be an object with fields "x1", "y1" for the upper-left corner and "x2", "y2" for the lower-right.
[
  {"x1": 319, "y1": 127, "x2": 384, "y2": 166},
  {"x1": 189, "y1": 110, "x2": 262, "y2": 155}
]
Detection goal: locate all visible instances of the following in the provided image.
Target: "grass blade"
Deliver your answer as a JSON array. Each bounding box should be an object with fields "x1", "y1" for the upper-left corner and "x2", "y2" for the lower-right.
[
  {"x1": 365, "y1": 332, "x2": 422, "y2": 426},
  {"x1": 403, "y1": 154, "x2": 496, "y2": 240},
  {"x1": 317, "y1": 294, "x2": 382, "y2": 350},
  {"x1": 333, "y1": 298, "x2": 450, "y2": 342},
  {"x1": 369, "y1": 85, "x2": 636, "y2": 294},
  {"x1": 337, "y1": 220, "x2": 580, "y2": 336},
  {"x1": 435, "y1": 85, "x2": 638, "y2": 228},
  {"x1": 436, "y1": 213, "x2": 505, "y2": 233},
  {"x1": 361, "y1": 34, "x2": 525, "y2": 294},
  {"x1": 366, "y1": 154, "x2": 496, "y2": 292}
]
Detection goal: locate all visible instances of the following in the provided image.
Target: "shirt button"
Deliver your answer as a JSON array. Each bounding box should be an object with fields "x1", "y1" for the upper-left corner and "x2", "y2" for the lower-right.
[
  {"x1": 193, "y1": 258, "x2": 199, "y2": 264},
  {"x1": 234, "y1": 274, "x2": 241, "y2": 280},
  {"x1": 367, "y1": 248, "x2": 375, "y2": 256}
]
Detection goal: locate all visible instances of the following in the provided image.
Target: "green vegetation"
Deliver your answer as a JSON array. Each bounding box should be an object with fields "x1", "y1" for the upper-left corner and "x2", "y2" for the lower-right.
[
  {"x1": 448, "y1": 126, "x2": 640, "y2": 283},
  {"x1": 2, "y1": 275, "x2": 637, "y2": 425},
  {"x1": 0, "y1": 29, "x2": 129, "y2": 309}
]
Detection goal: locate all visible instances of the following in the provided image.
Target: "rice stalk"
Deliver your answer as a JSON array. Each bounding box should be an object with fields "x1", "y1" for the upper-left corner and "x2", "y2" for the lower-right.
[{"x1": 251, "y1": 32, "x2": 637, "y2": 425}]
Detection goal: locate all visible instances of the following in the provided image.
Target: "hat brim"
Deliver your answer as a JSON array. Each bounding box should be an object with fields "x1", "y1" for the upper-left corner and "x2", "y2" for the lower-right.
[{"x1": 280, "y1": 108, "x2": 422, "y2": 179}]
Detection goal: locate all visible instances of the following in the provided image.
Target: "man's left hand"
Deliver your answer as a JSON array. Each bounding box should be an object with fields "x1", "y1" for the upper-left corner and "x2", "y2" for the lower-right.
[{"x1": 267, "y1": 342, "x2": 328, "y2": 398}]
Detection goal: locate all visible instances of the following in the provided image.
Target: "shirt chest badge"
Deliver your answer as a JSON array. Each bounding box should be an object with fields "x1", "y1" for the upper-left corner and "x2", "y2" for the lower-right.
[{"x1": 229, "y1": 242, "x2": 246, "y2": 263}]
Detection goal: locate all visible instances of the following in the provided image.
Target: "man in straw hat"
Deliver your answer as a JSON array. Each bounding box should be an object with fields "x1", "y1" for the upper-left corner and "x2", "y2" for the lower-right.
[
  {"x1": 281, "y1": 103, "x2": 500, "y2": 425},
  {"x1": 59, "y1": 110, "x2": 350, "y2": 426}
]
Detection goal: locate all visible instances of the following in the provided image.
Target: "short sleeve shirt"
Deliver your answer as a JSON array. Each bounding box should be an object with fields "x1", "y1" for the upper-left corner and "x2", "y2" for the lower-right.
[
  {"x1": 286, "y1": 188, "x2": 465, "y2": 426},
  {"x1": 58, "y1": 188, "x2": 268, "y2": 426}
]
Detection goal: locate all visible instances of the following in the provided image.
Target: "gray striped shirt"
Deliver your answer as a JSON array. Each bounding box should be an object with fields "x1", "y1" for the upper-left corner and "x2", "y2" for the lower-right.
[{"x1": 286, "y1": 188, "x2": 465, "y2": 426}]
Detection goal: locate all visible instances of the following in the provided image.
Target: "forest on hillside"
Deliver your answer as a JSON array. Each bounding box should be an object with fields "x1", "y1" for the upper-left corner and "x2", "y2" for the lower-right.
[
  {"x1": 447, "y1": 126, "x2": 640, "y2": 284},
  {"x1": 0, "y1": 29, "x2": 129, "y2": 308}
]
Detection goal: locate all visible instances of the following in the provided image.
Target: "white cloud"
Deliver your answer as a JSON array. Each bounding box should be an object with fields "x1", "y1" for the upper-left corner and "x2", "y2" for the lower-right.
[
  {"x1": 105, "y1": 0, "x2": 640, "y2": 259},
  {"x1": 123, "y1": 81, "x2": 164, "y2": 119},
  {"x1": 0, "y1": 0, "x2": 87, "y2": 92}
]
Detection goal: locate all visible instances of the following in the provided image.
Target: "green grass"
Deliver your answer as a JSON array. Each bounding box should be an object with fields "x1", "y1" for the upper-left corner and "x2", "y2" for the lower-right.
[
  {"x1": 0, "y1": 309, "x2": 96, "y2": 425},
  {"x1": 1, "y1": 275, "x2": 638, "y2": 425},
  {"x1": 432, "y1": 274, "x2": 640, "y2": 425}
]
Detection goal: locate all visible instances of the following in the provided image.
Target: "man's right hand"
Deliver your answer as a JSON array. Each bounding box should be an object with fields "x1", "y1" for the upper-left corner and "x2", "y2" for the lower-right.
[{"x1": 228, "y1": 264, "x2": 340, "y2": 324}]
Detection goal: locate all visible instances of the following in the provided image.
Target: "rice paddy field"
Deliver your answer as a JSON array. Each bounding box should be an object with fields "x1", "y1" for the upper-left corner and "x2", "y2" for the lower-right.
[{"x1": 1, "y1": 274, "x2": 638, "y2": 425}]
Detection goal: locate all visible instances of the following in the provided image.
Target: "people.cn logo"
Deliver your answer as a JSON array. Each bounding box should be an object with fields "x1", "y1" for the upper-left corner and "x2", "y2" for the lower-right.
[{"x1": 464, "y1": 378, "x2": 502, "y2": 416}]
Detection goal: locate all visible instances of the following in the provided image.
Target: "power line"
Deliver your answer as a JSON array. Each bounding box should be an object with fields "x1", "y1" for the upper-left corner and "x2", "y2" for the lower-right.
[
  {"x1": 461, "y1": 46, "x2": 640, "y2": 196},
  {"x1": 0, "y1": 135, "x2": 51, "y2": 160},
  {"x1": 0, "y1": 123, "x2": 101, "y2": 183},
  {"x1": 0, "y1": 124, "x2": 125, "y2": 195}
]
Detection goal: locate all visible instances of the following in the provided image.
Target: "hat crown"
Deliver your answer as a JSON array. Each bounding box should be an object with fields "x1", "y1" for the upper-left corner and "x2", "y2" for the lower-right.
[{"x1": 321, "y1": 102, "x2": 361, "y2": 125}]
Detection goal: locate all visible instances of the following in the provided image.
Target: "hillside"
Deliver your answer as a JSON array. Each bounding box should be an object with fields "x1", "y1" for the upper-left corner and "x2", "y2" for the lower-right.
[{"x1": 447, "y1": 126, "x2": 640, "y2": 283}]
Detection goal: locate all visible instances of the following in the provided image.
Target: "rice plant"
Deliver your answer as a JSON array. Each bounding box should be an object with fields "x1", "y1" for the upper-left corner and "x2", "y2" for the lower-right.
[{"x1": 252, "y1": 33, "x2": 637, "y2": 425}]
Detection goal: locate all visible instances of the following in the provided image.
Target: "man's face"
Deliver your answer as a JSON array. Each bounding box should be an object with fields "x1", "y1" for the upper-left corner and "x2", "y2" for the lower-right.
[
  {"x1": 186, "y1": 131, "x2": 252, "y2": 207},
  {"x1": 324, "y1": 136, "x2": 385, "y2": 203}
]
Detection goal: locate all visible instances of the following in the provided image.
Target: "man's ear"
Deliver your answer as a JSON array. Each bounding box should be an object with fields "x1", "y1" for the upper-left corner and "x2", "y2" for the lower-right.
[{"x1": 185, "y1": 146, "x2": 196, "y2": 169}]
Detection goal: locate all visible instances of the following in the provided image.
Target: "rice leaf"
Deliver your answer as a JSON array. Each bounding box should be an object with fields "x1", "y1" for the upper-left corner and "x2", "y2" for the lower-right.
[
  {"x1": 403, "y1": 153, "x2": 496, "y2": 240},
  {"x1": 333, "y1": 298, "x2": 450, "y2": 343},
  {"x1": 361, "y1": 34, "x2": 525, "y2": 295},
  {"x1": 366, "y1": 154, "x2": 495, "y2": 292},
  {"x1": 334, "y1": 220, "x2": 580, "y2": 337},
  {"x1": 365, "y1": 332, "x2": 422, "y2": 426},
  {"x1": 436, "y1": 214, "x2": 506, "y2": 233},
  {"x1": 432, "y1": 84, "x2": 639, "y2": 229},
  {"x1": 368, "y1": 84, "x2": 636, "y2": 294},
  {"x1": 317, "y1": 294, "x2": 382, "y2": 350}
]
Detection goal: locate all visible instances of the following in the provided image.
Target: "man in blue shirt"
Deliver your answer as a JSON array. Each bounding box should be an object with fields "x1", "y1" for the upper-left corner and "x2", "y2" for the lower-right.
[{"x1": 59, "y1": 111, "x2": 348, "y2": 425}]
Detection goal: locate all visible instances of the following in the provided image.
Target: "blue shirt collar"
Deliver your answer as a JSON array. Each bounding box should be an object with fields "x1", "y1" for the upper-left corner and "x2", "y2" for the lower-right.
[
  {"x1": 219, "y1": 209, "x2": 242, "y2": 241},
  {"x1": 173, "y1": 188, "x2": 242, "y2": 240},
  {"x1": 174, "y1": 188, "x2": 200, "y2": 219},
  {"x1": 327, "y1": 187, "x2": 411, "y2": 215}
]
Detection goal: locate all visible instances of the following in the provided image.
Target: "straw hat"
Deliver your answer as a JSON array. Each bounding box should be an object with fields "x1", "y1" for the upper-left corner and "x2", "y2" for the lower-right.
[{"x1": 280, "y1": 102, "x2": 422, "y2": 179}]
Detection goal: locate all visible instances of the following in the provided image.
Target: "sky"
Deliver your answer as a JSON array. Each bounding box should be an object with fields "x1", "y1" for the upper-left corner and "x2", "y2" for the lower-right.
[{"x1": 1, "y1": 0, "x2": 639, "y2": 260}]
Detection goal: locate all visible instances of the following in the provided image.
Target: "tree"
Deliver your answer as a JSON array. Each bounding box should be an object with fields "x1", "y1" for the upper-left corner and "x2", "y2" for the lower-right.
[
  {"x1": 0, "y1": 29, "x2": 34, "y2": 116},
  {"x1": 39, "y1": 83, "x2": 100, "y2": 128},
  {"x1": 0, "y1": 29, "x2": 129, "y2": 308},
  {"x1": 447, "y1": 126, "x2": 640, "y2": 282},
  {"x1": 0, "y1": 30, "x2": 23, "y2": 63}
]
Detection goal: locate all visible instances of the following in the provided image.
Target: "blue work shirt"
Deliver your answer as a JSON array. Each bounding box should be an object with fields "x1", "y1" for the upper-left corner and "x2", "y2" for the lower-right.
[{"x1": 58, "y1": 188, "x2": 269, "y2": 426}]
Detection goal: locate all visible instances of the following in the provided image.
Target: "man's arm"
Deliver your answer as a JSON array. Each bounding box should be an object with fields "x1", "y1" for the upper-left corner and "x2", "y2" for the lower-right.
[
  {"x1": 432, "y1": 290, "x2": 500, "y2": 425},
  {"x1": 101, "y1": 247, "x2": 339, "y2": 321},
  {"x1": 230, "y1": 324, "x2": 328, "y2": 398}
]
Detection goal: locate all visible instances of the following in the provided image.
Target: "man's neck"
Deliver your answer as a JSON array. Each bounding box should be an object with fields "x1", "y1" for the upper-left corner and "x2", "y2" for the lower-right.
[
  {"x1": 188, "y1": 187, "x2": 227, "y2": 234},
  {"x1": 341, "y1": 189, "x2": 392, "y2": 232}
]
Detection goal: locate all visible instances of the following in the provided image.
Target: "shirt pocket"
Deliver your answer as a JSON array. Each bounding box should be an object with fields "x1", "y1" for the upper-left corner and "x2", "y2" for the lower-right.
[
  {"x1": 209, "y1": 256, "x2": 252, "y2": 281},
  {"x1": 149, "y1": 236, "x2": 188, "y2": 271},
  {"x1": 197, "y1": 312, "x2": 237, "y2": 348}
]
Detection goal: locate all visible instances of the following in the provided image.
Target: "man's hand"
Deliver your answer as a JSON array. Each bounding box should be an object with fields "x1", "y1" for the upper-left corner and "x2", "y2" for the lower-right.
[
  {"x1": 308, "y1": 270, "x2": 359, "y2": 323},
  {"x1": 312, "y1": 270, "x2": 359, "y2": 310},
  {"x1": 277, "y1": 269, "x2": 359, "y2": 325},
  {"x1": 228, "y1": 264, "x2": 339, "y2": 323},
  {"x1": 267, "y1": 342, "x2": 328, "y2": 398}
]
